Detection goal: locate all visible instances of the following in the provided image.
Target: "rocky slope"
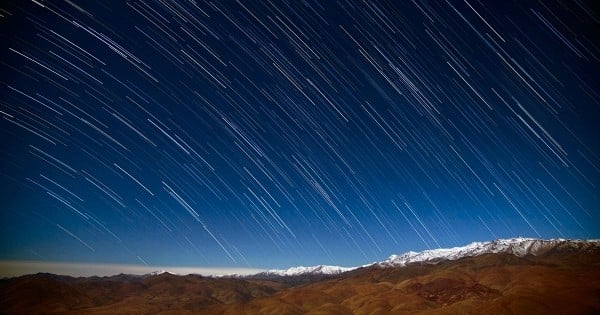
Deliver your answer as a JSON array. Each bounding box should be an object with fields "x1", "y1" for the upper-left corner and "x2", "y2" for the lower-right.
[{"x1": 1, "y1": 238, "x2": 598, "y2": 314}]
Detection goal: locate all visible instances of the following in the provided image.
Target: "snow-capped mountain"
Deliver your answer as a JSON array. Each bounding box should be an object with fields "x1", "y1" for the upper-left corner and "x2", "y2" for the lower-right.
[
  {"x1": 250, "y1": 238, "x2": 599, "y2": 277},
  {"x1": 258, "y1": 265, "x2": 356, "y2": 277},
  {"x1": 143, "y1": 238, "x2": 599, "y2": 278},
  {"x1": 376, "y1": 237, "x2": 599, "y2": 267},
  {"x1": 145, "y1": 270, "x2": 177, "y2": 276}
]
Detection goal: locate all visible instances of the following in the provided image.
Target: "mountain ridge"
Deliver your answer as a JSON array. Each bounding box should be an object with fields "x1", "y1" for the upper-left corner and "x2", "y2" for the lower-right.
[
  {"x1": 246, "y1": 237, "x2": 599, "y2": 277},
  {"x1": 1, "y1": 237, "x2": 599, "y2": 314}
]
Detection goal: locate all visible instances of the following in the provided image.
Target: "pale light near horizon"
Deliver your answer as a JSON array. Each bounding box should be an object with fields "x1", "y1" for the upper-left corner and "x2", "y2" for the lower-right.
[{"x1": 0, "y1": 260, "x2": 265, "y2": 278}]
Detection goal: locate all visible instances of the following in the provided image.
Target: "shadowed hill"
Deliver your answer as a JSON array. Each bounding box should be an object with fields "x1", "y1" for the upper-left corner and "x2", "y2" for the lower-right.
[
  {"x1": 1, "y1": 247, "x2": 599, "y2": 314},
  {"x1": 0, "y1": 273, "x2": 286, "y2": 315},
  {"x1": 210, "y1": 250, "x2": 600, "y2": 314}
]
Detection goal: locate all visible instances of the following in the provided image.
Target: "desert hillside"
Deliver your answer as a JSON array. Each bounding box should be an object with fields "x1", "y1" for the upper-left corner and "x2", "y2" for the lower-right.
[{"x1": 1, "y1": 246, "x2": 599, "y2": 314}]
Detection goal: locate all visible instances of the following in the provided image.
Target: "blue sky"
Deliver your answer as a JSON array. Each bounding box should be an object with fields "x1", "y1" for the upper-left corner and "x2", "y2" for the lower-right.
[{"x1": 0, "y1": 0, "x2": 598, "y2": 274}]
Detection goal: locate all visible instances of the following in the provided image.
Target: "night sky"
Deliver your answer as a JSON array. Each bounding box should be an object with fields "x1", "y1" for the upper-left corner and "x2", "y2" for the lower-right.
[{"x1": 0, "y1": 0, "x2": 598, "y2": 271}]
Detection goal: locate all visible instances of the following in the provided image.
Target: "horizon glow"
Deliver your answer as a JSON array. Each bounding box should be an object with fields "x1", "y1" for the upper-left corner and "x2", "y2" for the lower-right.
[{"x1": 0, "y1": 1, "x2": 598, "y2": 270}]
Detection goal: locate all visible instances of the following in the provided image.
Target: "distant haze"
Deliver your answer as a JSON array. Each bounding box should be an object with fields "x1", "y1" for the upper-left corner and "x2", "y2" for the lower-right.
[{"x1": 0, "y1": 260, "x2": 264, "y2": 278}]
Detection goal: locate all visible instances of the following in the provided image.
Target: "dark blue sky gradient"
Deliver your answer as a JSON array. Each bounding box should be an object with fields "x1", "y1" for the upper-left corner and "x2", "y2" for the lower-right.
[{"x1": 0, "y1": 0, "x2": 598, "y2": 269}]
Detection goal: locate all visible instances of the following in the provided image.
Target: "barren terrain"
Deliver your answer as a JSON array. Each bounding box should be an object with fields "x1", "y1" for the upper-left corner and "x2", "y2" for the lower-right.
[{"x1": 1, "y1": 249, "x2": 599, "y2": 314}]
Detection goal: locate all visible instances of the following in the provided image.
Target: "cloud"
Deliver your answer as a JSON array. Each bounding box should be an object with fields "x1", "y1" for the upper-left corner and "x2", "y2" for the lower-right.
[{"x1": 0, "y1": 260, "x2": 265, "y2": 277}]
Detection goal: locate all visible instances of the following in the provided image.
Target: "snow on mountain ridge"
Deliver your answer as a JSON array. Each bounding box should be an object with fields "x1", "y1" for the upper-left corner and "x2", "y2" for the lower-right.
[
  {"x1": 377, "y1": 238, "x2": 598, "y2": 267},
  {"x1": 259, "y1": 238, "x2": 599, "y2": 276},
  {"x1": 261, "y1": 264, "x2": 357, "y2": 276},
  {"x1": 147, "y1": 238, "x2": 599, "y2": 278},
  {"x1": 146, "y1": 270, "x2": 177, "y2": 276}
]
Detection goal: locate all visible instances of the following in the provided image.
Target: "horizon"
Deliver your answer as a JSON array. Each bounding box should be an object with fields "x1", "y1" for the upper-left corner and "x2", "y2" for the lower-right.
[
  {"x1": 0, "y1": 260, "x2": 264, "y2": 278},
  {"x1": 1, "y1": 1, "x2": 598, "y2": 271},
  {"x1": 3, "y1": 237, "x2": 598, "y2": 278}
]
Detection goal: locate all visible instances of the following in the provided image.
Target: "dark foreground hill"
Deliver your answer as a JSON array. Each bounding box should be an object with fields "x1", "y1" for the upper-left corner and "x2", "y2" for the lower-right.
[{"x1": 1, "y1": 244, "x2": 599, "y2": 314}]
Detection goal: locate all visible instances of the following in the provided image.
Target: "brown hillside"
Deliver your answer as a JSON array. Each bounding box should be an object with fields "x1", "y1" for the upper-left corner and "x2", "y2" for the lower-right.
[{"x1": 1, "y1": 250, "x2": 599, "y2": 314}]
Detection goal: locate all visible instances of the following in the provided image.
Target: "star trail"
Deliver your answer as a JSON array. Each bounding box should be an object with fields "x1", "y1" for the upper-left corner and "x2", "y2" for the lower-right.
[{"x1": 0, "y1": 0, "x2": 598, "y2": 270}]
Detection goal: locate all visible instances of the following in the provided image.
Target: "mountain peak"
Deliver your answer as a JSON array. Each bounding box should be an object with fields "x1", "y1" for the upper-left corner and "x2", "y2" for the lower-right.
[
  {"x1": 377, "y1": 238, "x2": 599, "y2": 267},
  {"x1": 248, "y1": 238, "x2": 599, "y2": 278},
  {"x1": 259, "y1": 264, "x2": 356, "y2": 277},
  {"x1": 145, "y1": 270, "x2": 177, "y2": 276}
]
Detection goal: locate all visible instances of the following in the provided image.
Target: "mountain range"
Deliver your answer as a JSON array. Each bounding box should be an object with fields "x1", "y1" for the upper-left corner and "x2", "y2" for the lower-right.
[
  {"x1": 1, "y1": 238, "x2": 599, "y2": 314},
  {"x1": 246, "y1": 237, "x2": 599, "y2": 276}
]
